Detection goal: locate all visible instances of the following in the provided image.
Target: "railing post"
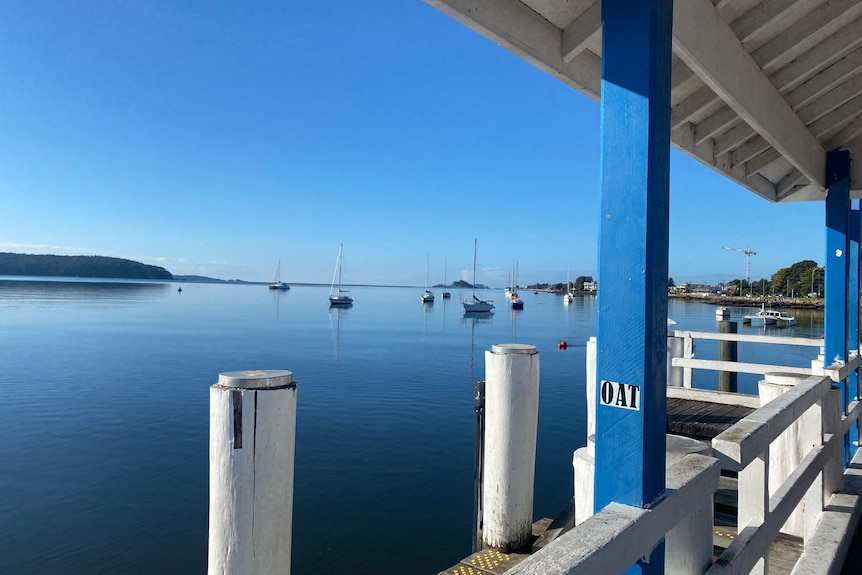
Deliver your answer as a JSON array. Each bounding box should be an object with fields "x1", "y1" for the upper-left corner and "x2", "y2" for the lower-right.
[
  {"x1": 739, "y1": 447, "x2": 769, "y2": 575},
  {"x1": 483, "y1": 344, "x2": 539, "y2": 551},
  {"x1": 683, "y1": 333, "x2": 694, "y2": 388},
  {"x1": 718, "y1": 320, "x2": 738, "y2": 392},
  {"x1": 823, "y1": 386, "x2": 845, "y2": 496},
  {"x1": 802, "y1": 395, "x2": 823, "y2": 543},
  {"x1": 759, "y1": 372, "x2": 808, "y2": 537},
  {"x1": 208, "y1": 370, "x2": 297, "y2": 575},
  {"x1": 664, "y1": 437, "x2": 712, "y2": 575}
]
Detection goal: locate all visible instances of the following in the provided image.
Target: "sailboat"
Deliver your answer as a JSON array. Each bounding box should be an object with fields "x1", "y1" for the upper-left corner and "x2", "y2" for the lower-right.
[
  {"x1": 462, "y1": 239, "x2": 494, "y2": 313},
  {"x1": 269, "y1": 259, "x2": 290, "y2": 290},
  {"x1": 329, "y1": 244, "x2": 354, "y2": 306},
  {"x1": 442, "y1": 261, "x2": 451, "y2": 299},
  {"x1": 564, "y1": 265, "x2": 575, "y2": 303},
  {"x1": 511, "y1": 260, "x2": 524, "y2": 310},
  {"x1": 421, "y1": 254, "x2": 434, "y2": 303}
]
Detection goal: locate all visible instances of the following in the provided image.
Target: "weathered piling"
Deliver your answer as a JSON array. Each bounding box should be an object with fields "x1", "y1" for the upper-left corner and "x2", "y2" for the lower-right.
[
  {"x1": 667, "y1": 335, "x2": 684, "y2": 387},
  {"x1": 208, "y1": 370, "x2": 297, "y2": 575},
  {"x1": 483, "y1": 344, "x2": 539, "y2": 551},
  {"x1": 718, "y1": 320, "x2": 738, "y2": 392}
]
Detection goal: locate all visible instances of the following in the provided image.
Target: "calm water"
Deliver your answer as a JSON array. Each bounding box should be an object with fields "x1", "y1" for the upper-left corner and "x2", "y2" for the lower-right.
[{"x1": 0, "y1": 279, "x2": 823, "y2": 574}]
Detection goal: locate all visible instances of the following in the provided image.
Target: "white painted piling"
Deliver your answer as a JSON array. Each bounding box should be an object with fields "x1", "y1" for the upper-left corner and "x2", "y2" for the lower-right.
[
  {"x1": 208, "y1": 370, "x2": 297, "y2": 575},
  {"x1": 667, "y1": 335, "x2": 684, "y2": 388},
  {"x1": 482, "y1": 344, "x2": 539, "y2": 551},
  {"x1": 586, "y1": 337, "x2": 597, "y2": 456}
]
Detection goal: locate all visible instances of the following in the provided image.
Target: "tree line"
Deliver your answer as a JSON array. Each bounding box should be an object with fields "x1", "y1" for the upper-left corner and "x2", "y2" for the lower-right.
[
  {"x1": 527, "y1": 275, "x2": 594, "y2": 292},
  {"x1": 727, "y1": 259, "x2": 822, "y2": 297},
  {"x1": 0, "y1": 252, "x2": 173, "y2": 280}
]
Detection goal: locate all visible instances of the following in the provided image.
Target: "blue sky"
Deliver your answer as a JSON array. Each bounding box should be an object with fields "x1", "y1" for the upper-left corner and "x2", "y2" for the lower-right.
[{"x1": 0, "y1": 1, "x2": 825, "y2": 287}]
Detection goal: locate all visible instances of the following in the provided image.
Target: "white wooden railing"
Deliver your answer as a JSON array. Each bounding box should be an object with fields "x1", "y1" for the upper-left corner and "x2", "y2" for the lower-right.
[
  {"x1": 509, "y1": 339, "x2": 862, "y2": 575},
  {"x1": 669, "y1": 330, "x2": 824, "y2": 387},
  {"x1": 707, "y1": 370, "x2": 856, "y2": 575}
]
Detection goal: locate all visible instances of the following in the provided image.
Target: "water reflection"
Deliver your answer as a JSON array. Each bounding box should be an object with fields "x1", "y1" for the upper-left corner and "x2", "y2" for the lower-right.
[
  {"x1": 328, "y1": 305, "x2": 350, "y2": 360},
  {"x1": 0, "y1": 278, "x2": 170, "y2": 308},
  {"x1": 270, "y1": 287, "x2": 289, "y2": 318},
  {"x1": 463, "y1": 311, "x2": 494, "y2": 382}
]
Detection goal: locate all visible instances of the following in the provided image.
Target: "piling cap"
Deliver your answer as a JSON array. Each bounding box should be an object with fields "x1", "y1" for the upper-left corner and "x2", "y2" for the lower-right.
[
  {"x1": 763, "y1": 371, "x2": 809, "y2": 386},
  {"x1": 217, "y1": 370, "x2": 293, "y2": 389},
  {"x1": 490, "y1": 343, "x2": 537, "y2": 355}
]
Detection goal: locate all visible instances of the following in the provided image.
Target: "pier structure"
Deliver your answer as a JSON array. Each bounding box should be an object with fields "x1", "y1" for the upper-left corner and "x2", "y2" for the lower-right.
[
  {"x1": 208, "y1": 370, "x2": 297, "y2": 575},
  {"x1": 426, "y1": 0, "x2": 862, "y2": 573}
]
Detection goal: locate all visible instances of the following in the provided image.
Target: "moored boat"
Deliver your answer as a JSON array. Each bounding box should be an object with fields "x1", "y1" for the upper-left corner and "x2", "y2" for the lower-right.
[
  {"x1": 442, "y1": 261, "x2": 451, "y2": 299},
  {"x1": 269, "y1": 259, "x2": 290, "y2": 291},
  {"x1": 329, "y1": 244, "x2": 353, "y2": 306},
  {"x1": 421, "y1": 254, "x2": 434, "y2": 304},
  {"x1": 463, "y1": 239, "x2": 494, "y2": 313},
  {"x1": 743, "y1": 306, "x2": 795, "y2": 326}
]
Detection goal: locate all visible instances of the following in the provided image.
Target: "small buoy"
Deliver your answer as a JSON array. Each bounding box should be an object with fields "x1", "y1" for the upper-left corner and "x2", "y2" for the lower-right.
[
  {"x1": 558, "y1": 340, "x2": 568, "y2": 350},
  {"x1": 178, "y1": 287, "x2": 183, "y2": 292}
]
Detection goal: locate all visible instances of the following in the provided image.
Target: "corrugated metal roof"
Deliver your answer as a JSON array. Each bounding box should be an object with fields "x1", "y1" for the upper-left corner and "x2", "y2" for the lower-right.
[{"x1": 426, "y1": 0, "x2": 862, "y2": 202}]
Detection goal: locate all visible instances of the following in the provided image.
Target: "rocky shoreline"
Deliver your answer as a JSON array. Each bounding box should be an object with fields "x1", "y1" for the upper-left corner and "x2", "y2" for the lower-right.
[{"x1": 670, "y1": 292, "x2": 824, "y2": 310}]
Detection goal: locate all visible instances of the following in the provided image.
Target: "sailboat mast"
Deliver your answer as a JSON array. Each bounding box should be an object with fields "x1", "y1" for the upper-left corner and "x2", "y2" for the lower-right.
[
  {"x1": 472, "y1": 238, "x2": 478, "y2": 299},
  {"x1": 339, "y1": 245, "x2": 344, "y2": 292}
]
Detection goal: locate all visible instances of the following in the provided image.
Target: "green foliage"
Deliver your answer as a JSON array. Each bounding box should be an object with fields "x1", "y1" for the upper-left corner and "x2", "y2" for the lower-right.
[
  {"x1": 771, "y1": 260, "x2": 820, "y2": 297},
  {"x1": 0, "y1": 252, "x2": 173, "y2": 280}
]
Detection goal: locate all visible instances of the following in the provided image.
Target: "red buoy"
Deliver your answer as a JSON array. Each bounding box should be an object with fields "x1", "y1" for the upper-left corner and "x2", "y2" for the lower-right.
[{"x1": 558, "y1": 340, "x2": 568, "y2": 350}]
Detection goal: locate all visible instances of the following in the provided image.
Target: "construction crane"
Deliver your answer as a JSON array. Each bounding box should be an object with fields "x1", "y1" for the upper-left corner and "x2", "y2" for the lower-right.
[{"x1": 722, "y1": 245, "x2": 756, "y2": 293}]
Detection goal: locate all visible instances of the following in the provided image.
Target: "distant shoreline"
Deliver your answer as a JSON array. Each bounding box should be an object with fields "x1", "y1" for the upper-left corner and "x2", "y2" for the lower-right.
[{"x1": 670, "y1": 292, "x2": 824, "y2": 310}]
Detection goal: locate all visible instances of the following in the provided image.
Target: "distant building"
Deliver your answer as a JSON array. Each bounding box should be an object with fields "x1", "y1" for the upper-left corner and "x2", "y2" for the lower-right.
[{"x1": 583, "y1": 281, "x2": 596, "y2": 292}]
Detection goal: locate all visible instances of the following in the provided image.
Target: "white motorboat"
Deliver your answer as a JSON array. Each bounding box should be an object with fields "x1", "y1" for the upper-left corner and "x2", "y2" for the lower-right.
[{"x1": 743, "y1": 306, "x2": 796, "y2": 326}]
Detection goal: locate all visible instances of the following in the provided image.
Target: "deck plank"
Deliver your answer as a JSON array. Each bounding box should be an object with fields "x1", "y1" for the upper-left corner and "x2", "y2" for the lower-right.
[{"x1": 667, "y1": 397, "x2": 755, "y2": 440}]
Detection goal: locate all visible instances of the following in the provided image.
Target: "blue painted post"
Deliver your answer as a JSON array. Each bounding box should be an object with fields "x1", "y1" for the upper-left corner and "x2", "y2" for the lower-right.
[
  {"x1": 595, "y1": 1, "x2": 672, "y2": 574},
  {"x1": 825, "y1": 150, "x2": 851, "y2": 465},
  {"x1": 849, "y1": 199, "x2": 860, "y2": 456}
]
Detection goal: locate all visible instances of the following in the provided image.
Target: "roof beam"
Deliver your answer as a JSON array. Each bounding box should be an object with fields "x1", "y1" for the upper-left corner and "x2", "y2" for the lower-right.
[
  {"x1": 751, "y1": 0, "x2": 862, "y2": 74},
  {"x1": 425, "y1": 0, "x2": 601, "y2": 101},
  {"x1": 670, "y1": 14, "x2": 862, "y2": 138},
  {"x1": 672, "y1": 0, "x2": 825, "y2": 189},
  {"x1": 561, "y1": 2, "x2": 601, "y2": 64},
  {"x1": 732, "y1": 0, "x2": 826, "y2": 52}
]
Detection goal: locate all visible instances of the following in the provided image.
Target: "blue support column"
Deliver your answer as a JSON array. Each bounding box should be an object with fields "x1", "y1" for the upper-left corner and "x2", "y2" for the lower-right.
[
  {"x1": 849, "y1": 199, "x2": 860, "y2": 455},
  {"x1": 595, "y1": 1, "x2": 672, "y2": 573},
  {"x1": 825, "y1": 150, "x2": 851, "y2": 464}
]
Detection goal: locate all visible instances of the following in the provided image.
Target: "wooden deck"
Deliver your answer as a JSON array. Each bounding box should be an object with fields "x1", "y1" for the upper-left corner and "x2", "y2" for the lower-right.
[{"x1": 666, "y1": 396, "x2": 755, "y2": 440}]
